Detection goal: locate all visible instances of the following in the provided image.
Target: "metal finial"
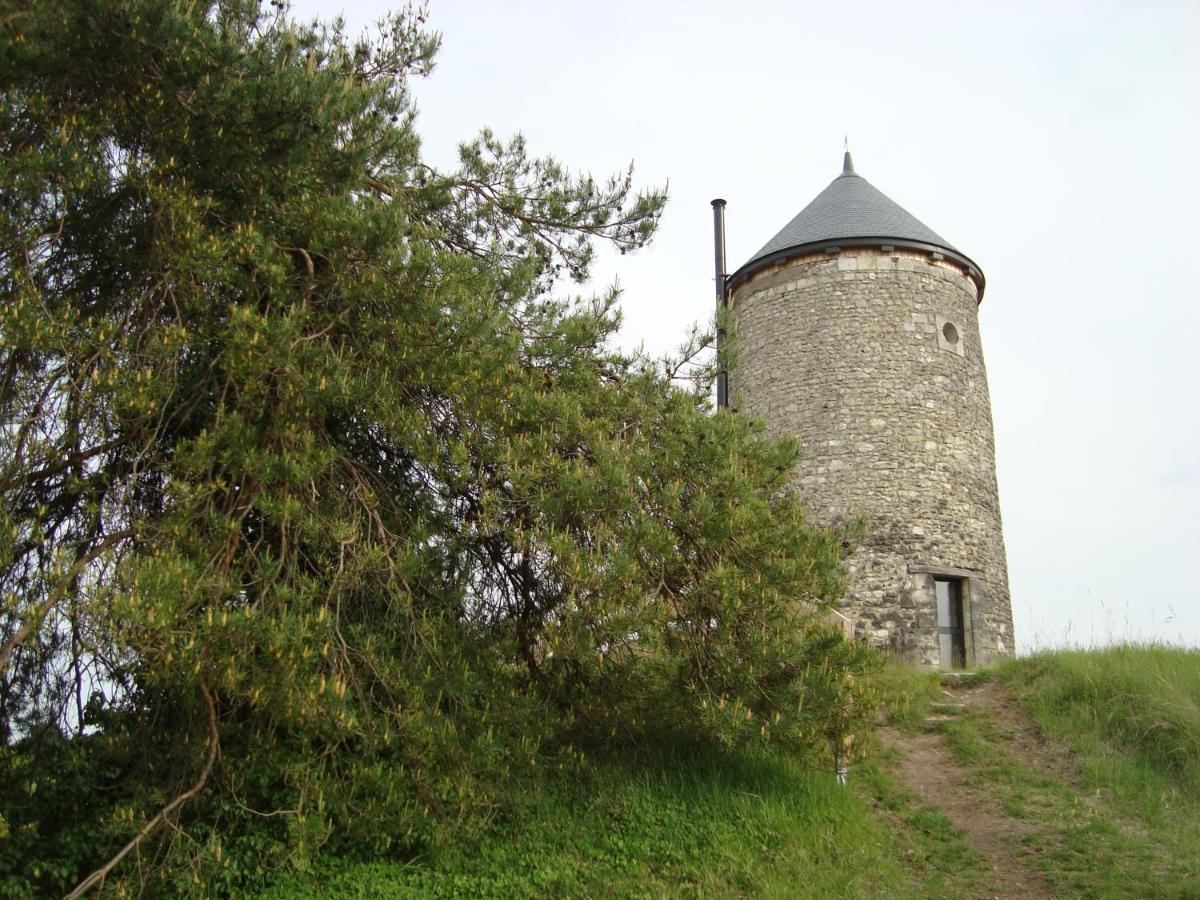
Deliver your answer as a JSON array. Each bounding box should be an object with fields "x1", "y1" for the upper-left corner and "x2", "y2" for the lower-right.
[{"x1": 842, "y1": 149, "x2": 855, "y2": 176}]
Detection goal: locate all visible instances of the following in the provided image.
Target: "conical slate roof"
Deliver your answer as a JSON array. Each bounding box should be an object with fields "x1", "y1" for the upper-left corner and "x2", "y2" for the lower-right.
[{"x1": 728, "y1": 153, "x2": 983, "y2": 295}]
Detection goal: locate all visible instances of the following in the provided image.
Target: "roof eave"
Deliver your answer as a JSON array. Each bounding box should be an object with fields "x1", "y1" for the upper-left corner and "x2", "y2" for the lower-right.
[{"x1": 726, "y1": 237, "x2": 987, "y2": 303}]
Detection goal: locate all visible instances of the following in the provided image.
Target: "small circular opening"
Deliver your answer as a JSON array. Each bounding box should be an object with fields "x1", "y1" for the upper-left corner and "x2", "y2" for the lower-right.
[{"x1": 942, "y1": 322, "x2": 960, "y2": 344}]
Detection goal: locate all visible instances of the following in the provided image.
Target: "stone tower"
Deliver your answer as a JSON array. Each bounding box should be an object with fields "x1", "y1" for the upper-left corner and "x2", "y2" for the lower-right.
[{"x1": 724, "y1": 153, "x2": 1012, "y2": 667}]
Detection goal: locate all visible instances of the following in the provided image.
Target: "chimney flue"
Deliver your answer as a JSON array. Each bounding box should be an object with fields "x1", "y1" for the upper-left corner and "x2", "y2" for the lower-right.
[{"x1": 711, "y1": 199, "x2": 728, "y2": 408}]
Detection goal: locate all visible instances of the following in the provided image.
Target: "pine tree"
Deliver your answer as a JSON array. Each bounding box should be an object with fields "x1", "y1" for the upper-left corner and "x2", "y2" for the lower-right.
[{"x1": 0, "y1": 1, "x2": 871, "y2": 893}]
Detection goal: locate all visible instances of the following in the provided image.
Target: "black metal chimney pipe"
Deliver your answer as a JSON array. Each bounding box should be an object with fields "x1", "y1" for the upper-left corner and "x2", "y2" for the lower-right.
[{"x1": 711, "y1": 199, "x2": 728, "y2": 408}]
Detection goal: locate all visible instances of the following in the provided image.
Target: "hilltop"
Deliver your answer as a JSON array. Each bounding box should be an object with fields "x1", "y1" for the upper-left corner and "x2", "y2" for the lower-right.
[{"x1": 256, "y1": 644, "x2": 1199, "y2": 898}]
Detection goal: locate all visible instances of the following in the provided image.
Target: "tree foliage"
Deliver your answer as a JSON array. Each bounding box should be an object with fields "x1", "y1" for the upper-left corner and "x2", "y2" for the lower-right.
[{"x1": 0, "y1": 0, "x2": 872, "y2": 894}]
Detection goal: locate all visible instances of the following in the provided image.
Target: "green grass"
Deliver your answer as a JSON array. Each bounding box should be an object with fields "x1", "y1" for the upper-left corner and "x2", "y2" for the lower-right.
[
  {"x1": 868, "y1": 660, "x2": 943, "y2": 727},
  {"x1": 924, "y1": 645, "x2": 1200, "y2": 898},
  {"x1": 931, "y1": 705, "x2": 1178, "y2": 898},
  {"x1": 1001, "y1": 646, "x2": 1200, "y2": 893},
  {"x1": 854, "y1": 755, "x2": 988, "y2": 886},
  {"x1": 257, "y1": 733, "x2": 978, "y2": 899},
  {"x1": 259, "y1": 645, "x2": 1200, "y2": 898},
  {"x1": 1000, "y1": 644, "x2": 1200, "y2": 804}
]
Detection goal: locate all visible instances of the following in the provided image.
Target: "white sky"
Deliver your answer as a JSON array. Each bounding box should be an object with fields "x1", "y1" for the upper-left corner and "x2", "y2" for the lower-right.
[{"x1": 293, "y1": 0, "x2": 1200, "y2": 652}]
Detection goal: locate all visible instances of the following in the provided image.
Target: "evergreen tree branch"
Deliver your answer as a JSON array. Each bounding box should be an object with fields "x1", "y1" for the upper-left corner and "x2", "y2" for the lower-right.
[
  {"x1": 0, "y1": 528, "x2": 133, "y2": 677},
  {"x1": 64, "y1": 683, "x2": 220, "y2": 899}
]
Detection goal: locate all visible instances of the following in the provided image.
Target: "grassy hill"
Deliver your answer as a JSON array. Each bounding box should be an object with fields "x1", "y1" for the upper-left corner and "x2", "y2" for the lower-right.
[{"x1": 260, "y1": 645, "x2": 1200, "y2": 898}]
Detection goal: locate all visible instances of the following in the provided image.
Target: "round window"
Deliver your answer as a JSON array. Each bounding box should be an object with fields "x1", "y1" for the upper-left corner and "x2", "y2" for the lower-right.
[{"x1": 942, "y1": 322, "x2": 960, "y2": 344}]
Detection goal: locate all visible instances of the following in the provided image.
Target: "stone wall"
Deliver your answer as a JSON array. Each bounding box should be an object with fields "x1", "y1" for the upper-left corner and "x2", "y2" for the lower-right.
[{"x1": 729, "y1": 247, "x2": 1012, "y2": 666}]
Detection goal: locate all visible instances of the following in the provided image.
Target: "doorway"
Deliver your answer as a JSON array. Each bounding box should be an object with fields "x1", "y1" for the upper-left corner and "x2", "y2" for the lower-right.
[{"x1": 935, "y1": 578, "x2": 967, "y2": 669}]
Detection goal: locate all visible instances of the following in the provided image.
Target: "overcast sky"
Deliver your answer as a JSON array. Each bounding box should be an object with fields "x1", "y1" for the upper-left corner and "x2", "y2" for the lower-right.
[{"x1": 294, "y1": 0, "x2": 1200, "y2": 652}]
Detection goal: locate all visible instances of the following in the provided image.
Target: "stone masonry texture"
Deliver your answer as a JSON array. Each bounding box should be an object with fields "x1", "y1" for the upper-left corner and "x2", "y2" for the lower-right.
[{"x1": 730, "y1": 248, "x2": 1012, "y2": 666}]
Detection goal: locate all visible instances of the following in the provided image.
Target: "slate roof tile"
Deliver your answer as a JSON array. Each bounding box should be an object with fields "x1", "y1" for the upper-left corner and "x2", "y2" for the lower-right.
[{"x1": 736, "y1": 153, "x2": 972, "y2": 280}]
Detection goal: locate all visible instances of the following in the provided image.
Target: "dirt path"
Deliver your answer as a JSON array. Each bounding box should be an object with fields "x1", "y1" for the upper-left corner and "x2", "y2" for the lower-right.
[
  {"x1": 958, "y1": 680, "x2": 1077, "y2": 780},
  {"x1": 878, "y1": 681, "x2": 1058, "y2": 899}
]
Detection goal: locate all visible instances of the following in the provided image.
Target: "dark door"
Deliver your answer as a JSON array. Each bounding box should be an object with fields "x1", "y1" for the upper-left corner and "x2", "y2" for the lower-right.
[{"x1": 935, "y1": 578, "x2": 966, "y2": 669}]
